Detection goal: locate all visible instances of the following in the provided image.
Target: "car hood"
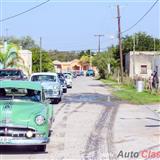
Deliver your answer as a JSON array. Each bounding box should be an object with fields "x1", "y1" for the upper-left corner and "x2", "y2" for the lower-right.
[
  {"x1": 66, "y1": 78, "x2": 72, "y2": 82},
  {"x1": 0, "y1": 100, "x2": 45, "y2": 127},
  {"x1": 41, "y1": 81, "x2": 58, "y2": 89}
]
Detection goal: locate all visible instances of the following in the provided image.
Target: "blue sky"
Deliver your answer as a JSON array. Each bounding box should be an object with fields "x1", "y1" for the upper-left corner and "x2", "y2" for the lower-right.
[{"x1": 0, "y1": 0, "x2": 159, "y2": 51}]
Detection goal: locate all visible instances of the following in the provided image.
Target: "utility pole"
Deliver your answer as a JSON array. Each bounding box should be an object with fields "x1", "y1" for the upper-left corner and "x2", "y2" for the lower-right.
[
  {"x1": 89, "y1": 50, "x2": 92, "y2": 69},
  {"x1": 40, "y1": 37, "x2": 42, "y2": 72},
  {"x1": 94, "y1": 34, "x2": 104, "y2": 53},
  {"x1": 153, "y1": 37, "x2": 156, "y2": 71},
  {"x1": 117, "y1": 5, "x2": 123, "y2": 83},
  {"x1": 133, "y1": 34, "x2": 136, "y2": 77},
  {"x1": 5, "y1": 28, "x2": 8, "y2": 41}
]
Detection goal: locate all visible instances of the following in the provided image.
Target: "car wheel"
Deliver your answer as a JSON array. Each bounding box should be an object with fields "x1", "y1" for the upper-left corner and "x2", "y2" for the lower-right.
[
  {"x1": 36, "y1": 145, "x2": 46, "y2": 152},
  {"x1": 54, "y1": 98, "x2": 59, "y2": 104},
  {"x1": 48, "y1": 130, "x2": 52, "y2": 137},
  {"x1": 50, "y1": 99, "x2": 54, "y2": 104},
  {"x1": 59, "y1": 97, "x2": 62, "y2": 102},
  {"x1": 63, "y1": 88, "x2": 67, "y2": 93}
]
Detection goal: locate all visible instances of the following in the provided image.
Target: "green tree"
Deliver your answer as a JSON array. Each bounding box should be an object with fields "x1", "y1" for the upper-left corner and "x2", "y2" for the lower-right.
[
  {"x1": 0, "y1": 36, "x2": 38, "y2": 50},
  {"x1": 122, "y1": 32, "x2": 160, "y2": 53},
  {"x1": 20, "y1": 36, "x2": 38, "y2": 49},
  {"x1": 31, "y1": 48, "x2": 54, "y2": 72},
  {"x1": 78, "y1": 49, "x2": 94, "y2": 58},
  {"x1": 111, "y1": 32, "x2": 160, "y2": 75},
  {"x1": 0, "y1": 43, "x2": 24, "y2": 69},
  {"x1": 79, "y1": 55, "x2": 90, "y2": 67},
  {"x1": 93, "y1": 49, "x2": 116, "y2": 79},
  {"x1": 48, "y1": 50, "x2": 79, "y2": 62}
]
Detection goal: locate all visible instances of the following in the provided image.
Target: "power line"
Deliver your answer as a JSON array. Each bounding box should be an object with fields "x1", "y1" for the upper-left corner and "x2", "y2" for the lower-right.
[
  {"x1": 0, "y1": 0, "x2": 50, "y2": 23},
  {"x1": 121, "y1": 0, "x2": 159, "y2": 34}
]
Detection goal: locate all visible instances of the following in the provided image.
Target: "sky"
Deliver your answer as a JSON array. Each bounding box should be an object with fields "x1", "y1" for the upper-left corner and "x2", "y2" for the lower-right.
[{"x1": 0, "y1": 0, "x2": 159, "y2": 51}]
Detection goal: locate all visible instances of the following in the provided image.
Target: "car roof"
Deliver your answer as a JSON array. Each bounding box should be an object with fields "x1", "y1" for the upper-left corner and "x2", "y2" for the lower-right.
[
  {"x1": 0, "y1": 68, "x2": 22, "y2": 71},
  {"x1": 88, "y1": 69, "x2": 94, "y2": 71},
  {"x1": 0, "y1": 80, "x2": 42, "y2": 91},
  {"x1": 31, "y1": 72, "x2": 58, "y2": 76}
]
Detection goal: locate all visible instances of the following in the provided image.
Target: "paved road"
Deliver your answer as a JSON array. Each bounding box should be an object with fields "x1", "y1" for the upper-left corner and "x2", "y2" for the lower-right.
[{"x1": 0, "y1": 76, "x2": 119, "y2": 160}]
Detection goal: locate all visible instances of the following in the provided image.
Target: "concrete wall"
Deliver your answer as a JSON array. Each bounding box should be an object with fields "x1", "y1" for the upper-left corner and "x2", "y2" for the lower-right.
[
  {"x1": 18, "y1": 50, "x2": 32, "y2": 76},
  {"x1": 154, "y1": 55, "x2": 160, "y2": 78},
  {"x1": 126, "y1": 51, "x2": 160, "y2": 79}
]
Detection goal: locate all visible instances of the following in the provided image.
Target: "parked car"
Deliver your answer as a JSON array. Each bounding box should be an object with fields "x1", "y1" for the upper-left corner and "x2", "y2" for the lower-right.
[
  {"x1": 0, "y1": 80, "x2": 53, "y2": 152},
  {"x1": 72, "y1": 71, "x2": 77, "y2": 78},
  {"x1": 79, "y1": 70, "x2": 84, "y2": 76},
  {"x1": 75, "y1": 70, "x2": 80, "y2": 76},
  {"x1": 30, "y1": 73, "x2": 63, "y2": 104},
  {"x1": 63, "y1": 73, "x2": 73, "y2": 88},
  {"x1": 86, "y1": 69, "x2": 95, "y2": 77},
  {"x1": 63, "y1": 72, "x2": 73, "y2": 79},
  {"x1": 0, "y1": 68, "x2": 27, "y2": 80},
  {"x1": 57, "y1": 73, "x2": 67, "y2": 93}
]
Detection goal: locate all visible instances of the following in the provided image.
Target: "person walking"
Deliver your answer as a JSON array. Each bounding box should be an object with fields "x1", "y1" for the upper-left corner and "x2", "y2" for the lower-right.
[
  {"x1": 148, "y1": 73, "x2": 154, "y2": 92},
  {"x1": 153, "y1": 71, "x2": 159, "y2": 92}
]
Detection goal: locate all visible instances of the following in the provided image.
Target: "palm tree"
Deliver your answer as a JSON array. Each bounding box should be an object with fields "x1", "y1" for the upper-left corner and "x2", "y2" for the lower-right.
[{"x1": 0, "y1": 43, "x2": 24, "y2": 69}]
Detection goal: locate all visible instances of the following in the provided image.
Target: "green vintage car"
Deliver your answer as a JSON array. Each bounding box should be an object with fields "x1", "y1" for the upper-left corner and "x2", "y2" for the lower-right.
[{"x1": 0, "y1": 80, "x2": 54, "y2": 152}]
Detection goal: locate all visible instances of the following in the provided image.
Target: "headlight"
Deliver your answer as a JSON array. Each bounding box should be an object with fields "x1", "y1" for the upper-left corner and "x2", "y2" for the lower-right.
[
  {"x1": 35, "y1": 115, "x2": 45, "y2": 125},
  {"x1": 26, "y1": 131, "x2": 33, "y2": 138},
  {"x1": 53, "y1": 85, "x2": 59, "y2": 90}
]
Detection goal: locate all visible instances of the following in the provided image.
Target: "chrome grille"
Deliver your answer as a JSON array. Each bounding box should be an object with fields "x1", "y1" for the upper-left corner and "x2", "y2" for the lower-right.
[
  {"x1": 0, "y1": 127, "x2": 36, "y2": 137},
  {"x1": 45, "y1": 89, "x2": 53, "y2": 95}
]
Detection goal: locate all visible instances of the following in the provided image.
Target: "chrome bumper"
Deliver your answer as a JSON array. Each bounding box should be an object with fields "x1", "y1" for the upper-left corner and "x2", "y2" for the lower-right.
[
  {"x1": 0, "y1": 137, "x2": 49, "y2": 145},
  {"x1": 47, "y1": 94, "x2": 61, "y2": 99},
  {"x1": 45, "y1": 91, "x2": 61, "y2": 99}
]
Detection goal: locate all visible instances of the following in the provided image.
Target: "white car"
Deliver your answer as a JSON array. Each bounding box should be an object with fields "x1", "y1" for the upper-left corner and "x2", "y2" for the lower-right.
[
  {"x1": 64, "y1": 73, "x2": 73, "y2": 88},
  {"x1": 30, "y1": 72, "x2": 63, "y2": 103}
]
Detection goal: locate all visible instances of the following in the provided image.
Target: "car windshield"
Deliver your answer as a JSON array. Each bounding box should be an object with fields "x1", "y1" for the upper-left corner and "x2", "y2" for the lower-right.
[
  {"x1": 0, "y1": 70, "x2": 21, "y2": 77},
  {"x1": 31, "y1": 75, "x2": 56, "y2": 82},
  {"x1": 0, "y1": 88, "x2": 41, "y2": 102},
  {"x1": 64, "y1": 74, "x2": 71, "y2": 79},
  {"x1": 88, "y1": 70, "x2": 93, "y2": 72}
]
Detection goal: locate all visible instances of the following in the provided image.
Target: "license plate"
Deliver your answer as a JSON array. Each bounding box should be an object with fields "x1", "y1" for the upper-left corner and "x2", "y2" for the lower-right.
[{"x1": 0, "y1": 137, "x2": 12, "y2": 144}]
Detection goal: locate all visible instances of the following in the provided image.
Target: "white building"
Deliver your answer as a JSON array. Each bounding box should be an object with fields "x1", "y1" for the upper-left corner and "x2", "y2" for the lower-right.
[
  {"x1": 154, "y1": 55, "x2": 160, "y2": 78},
  {"x1": 18, "y1": 49, "x2": 32, "y2": 76},
  {"x1": 125, "y1": 51, "x2": 160, "y2": 79}
]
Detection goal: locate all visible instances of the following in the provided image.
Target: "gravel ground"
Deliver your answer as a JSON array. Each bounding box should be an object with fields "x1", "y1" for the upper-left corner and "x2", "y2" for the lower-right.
[{"x1": 113, "y1": 104, "x2": 160, "y2": 160}]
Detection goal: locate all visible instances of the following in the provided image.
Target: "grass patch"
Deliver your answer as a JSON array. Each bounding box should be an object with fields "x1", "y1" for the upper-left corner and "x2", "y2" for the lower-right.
[
  {"x1": 101, "y1": 79, "x2": 117, "y2": 84},
  {"x1": 101, "y1": 79, "x2": 160, "y2": 104},
  {"x1": 101, "y1": 79, "x2": 120, "y2": 87}
]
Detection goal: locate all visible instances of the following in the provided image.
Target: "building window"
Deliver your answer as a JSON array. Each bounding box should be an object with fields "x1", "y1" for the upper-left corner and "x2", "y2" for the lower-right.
[{"x1": 141, "y1": 65, "x2": 147, "y2": 74}]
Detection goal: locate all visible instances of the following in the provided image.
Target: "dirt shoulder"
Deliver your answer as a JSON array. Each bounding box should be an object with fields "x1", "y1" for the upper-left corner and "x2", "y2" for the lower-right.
[{"x1": 113, "y1": 103, "x2": 160, "y2": 160}]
